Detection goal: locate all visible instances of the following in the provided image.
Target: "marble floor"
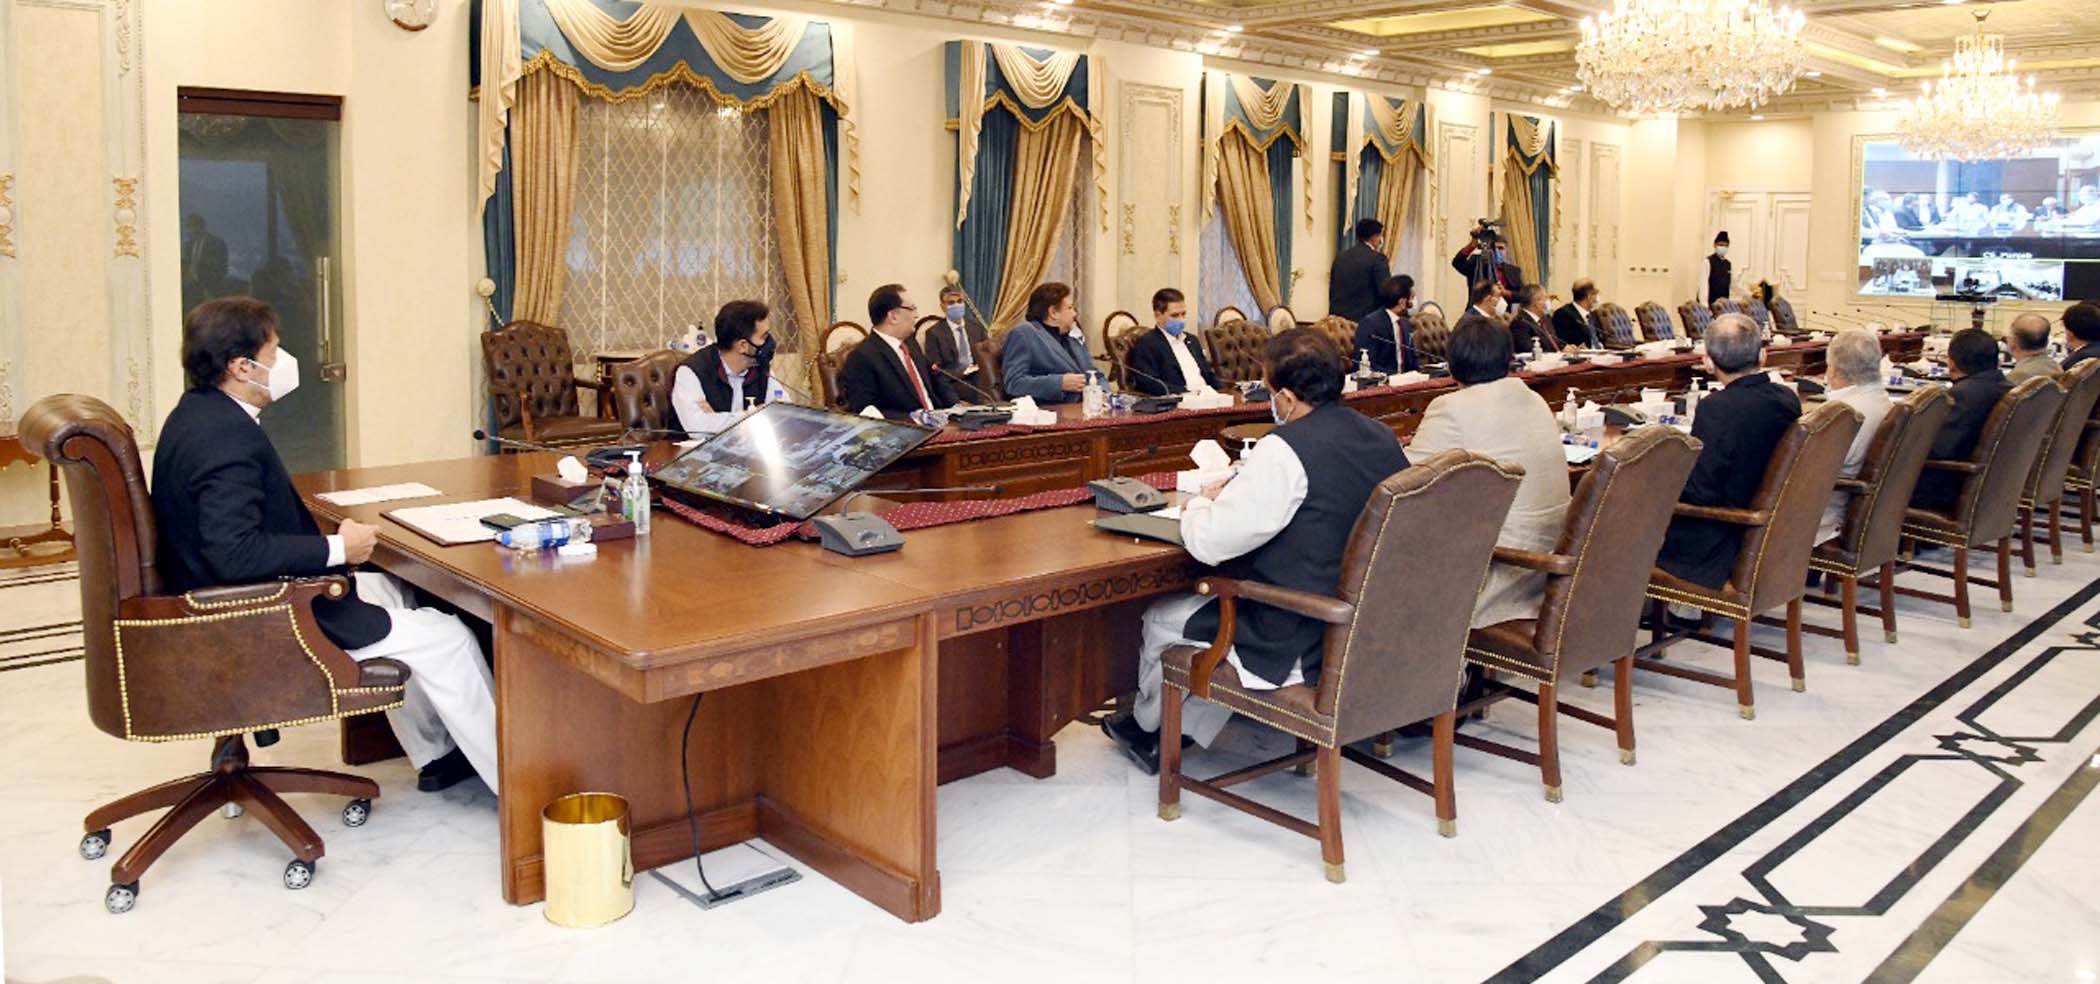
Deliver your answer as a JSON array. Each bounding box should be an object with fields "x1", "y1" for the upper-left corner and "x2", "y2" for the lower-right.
[{"x1": 3, "y1": 547, "x2": 2099, "y2": 984}]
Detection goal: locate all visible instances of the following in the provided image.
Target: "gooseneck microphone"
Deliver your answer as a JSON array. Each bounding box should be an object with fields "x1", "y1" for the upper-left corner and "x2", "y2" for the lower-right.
[
  {"x1": 471, "y1": 429, "x2": 578, "y2": 455},
  {"x1": 1091, "y1": 353, "x2": 1183, "y2": 396}
]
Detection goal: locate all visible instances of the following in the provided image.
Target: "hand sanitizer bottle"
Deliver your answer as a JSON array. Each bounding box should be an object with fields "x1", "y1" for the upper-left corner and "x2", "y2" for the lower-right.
[
  {"x1": 622, "y1": 451, "x2": 650, "y2": 536},
  {"x1": 1082, "y1": 371, "x2": 1106, "y2": 419},
  {"x1": 1358, "y1": 349, "x2": 1373, "y2": 376},
  {"x1": 1561, "y1": 387, "x2": 1581, "y2": 434}
]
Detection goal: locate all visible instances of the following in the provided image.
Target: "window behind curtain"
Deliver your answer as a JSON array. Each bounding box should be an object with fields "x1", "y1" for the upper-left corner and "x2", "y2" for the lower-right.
[
  {"x1": 1044, "y1": 159, "x2": 1091, "y2": 322},
  {"x1": 561, "y1": 87, "x2": 797, "y2": 354},
  {"x1": 1199, "y1": 207, "x2": 1260, "y2": 327}
]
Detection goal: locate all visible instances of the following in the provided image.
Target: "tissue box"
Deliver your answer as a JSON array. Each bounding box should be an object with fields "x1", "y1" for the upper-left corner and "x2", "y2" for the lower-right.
[
  {"x1": 1590, "y1": 354, "x2": 1624, "y2": 366},
  {"x1": 1530, "y1": 355, "x2": 1569, "y2": 372},
  {"x1": 1180, "y1": 390, "x2": 1233, "y2": 410},
  {"x1": 1385, "y1": 371, "x2": 1430, "y2": 387}
]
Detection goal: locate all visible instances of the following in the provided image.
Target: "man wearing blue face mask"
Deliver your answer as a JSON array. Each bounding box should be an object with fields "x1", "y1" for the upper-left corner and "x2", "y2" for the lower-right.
[
  {"x1": 1124, "y1": 287, "x2": 1221, "y2": 396},
  {"x1": 152, "y1": 297, "x2": 499, "y2": 794},
  {"x1": 999, "y1": 281, "x2": 1092, "y2": 404},
  {"x1": 922, "y1": 285, "x2": 991, "y2": 403}
]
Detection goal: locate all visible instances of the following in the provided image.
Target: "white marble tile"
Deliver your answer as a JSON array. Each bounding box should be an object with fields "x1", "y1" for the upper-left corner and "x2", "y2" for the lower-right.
[{"x1": 1, "y1": 952, "x2": 268, "y2": 984}]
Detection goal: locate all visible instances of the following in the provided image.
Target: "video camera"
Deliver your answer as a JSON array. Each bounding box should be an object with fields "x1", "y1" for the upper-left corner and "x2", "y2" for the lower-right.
[{"x1": 1470, "y1": 218, "x2": 1503, "y2": 251}]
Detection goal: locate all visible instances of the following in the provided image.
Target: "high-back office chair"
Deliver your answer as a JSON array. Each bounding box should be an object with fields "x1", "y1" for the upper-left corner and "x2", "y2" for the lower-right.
[
  {"x1": 19, "y1": 394, "x2": 408, "y2": 914},
  {"x1": 1593, "y1": 303, "x2": 1640, "y2": 349},
  {"x1": 1102, "y1": 310, "x2": 1143, "y2": 388},
  {"x1": 1410, "y1": 308, "x2": 1451, "y2": 364},
  {"x1": 2019, "y1": 362, "x2": 2100, "y2": 572},
  {"x1": 1204, "y1": 320, "x2": 1269, "y2": 383},
  {"x1": 1746, "y1": 299, "x2": 1775, "y2": 333},
  {"x1": 1803, "y1": 387, "x2": 1952, "y2": 662},
  {"x1": 480, "y1": 320, "x2": 625, "y2": 449},
  {"x1": 1769, "y1": 296, "x2": 1802, "y2": 335},
  {"x1": 1896, "y1": 376, "x2": 2064, "y2": 625},
  {"x1": 1711, "y1": 297, "x2": 1746, "y2": 319},
  {"x1": 608, "y1": 349, "x2": 683, "y2": 434},
  {"x1": 1156, "y1": 451, "x2": 1521, "y2": 882},
  {"x1": 817, "y1": 320, "x2": 868, "y2": 409},
  {"x1": 1460, "y1": 427, "x2": 1701, "y2": 800},
  {"x1": 1677, "y1": 302, "x2": 1714, "y2": 341},
  {"x1": 1266, "y1": 306, "x2": 1298, "y2": 333},
  {"x1": 1311, "y1": 315, "x2": 1357, "y2": 360},
  {"x1": 1212, "y1": 305, "x2": 1246, "y2": 330},
  {"x1": 972, "y1": 338, "x2": 1005, "y2": 401},
  {"x1": 1641, "y1": 401, "x2": 1862, "y2": 718},
  {"x1": 2063, "y1": 389, "x2": 2100, "y2": 552},
  {"x1": 1635, "y1": 302, "x2": 1677, "y2": 343}
]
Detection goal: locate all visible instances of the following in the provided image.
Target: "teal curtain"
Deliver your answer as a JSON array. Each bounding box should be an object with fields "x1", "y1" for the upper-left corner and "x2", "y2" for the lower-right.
[
  {"x1": 1267, "y1": 140, "x2": 1294, "y2": 309},
  {"x1": 481, "y1": 133, "x2": 515, "y2": 326},
  {"x1": 956, "y1": 110, "x2": 1018, "y2": 317},
  {"x1": 1354, "y1": 145, "x2": 1384, "y2": 245},
  {"x1": 1506, "y1": 120, "x2": 1557, "y2": 288}
]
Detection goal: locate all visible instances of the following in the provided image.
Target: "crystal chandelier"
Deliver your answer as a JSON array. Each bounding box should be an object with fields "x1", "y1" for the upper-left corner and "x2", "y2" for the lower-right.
[
  {"x1": 1576, "y1": 0, "x2": 1807, "y2": 115},
  {"x1": 1895, "y1": 11, "x2": 2060, "y2": 162}
]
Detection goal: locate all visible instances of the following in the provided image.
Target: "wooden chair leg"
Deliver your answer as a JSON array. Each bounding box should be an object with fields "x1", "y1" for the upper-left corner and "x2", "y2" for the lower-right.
[
  {"x1": 1648, "y1": 598, "x2": 1668, "y2": 650},
  {"x1": 108, "y1": 777, "x2": 231, "y2": 887},
  {"x1": 2050, "y1": 500, "x2": 2065, "y2": 564},
  {"x1": 1880, "y1": 560, "x2": 1899, "y2": 643},
  {"x1": 1786, "y1": 598, "x2": 1805, "y2": 692},
  {"x1": 2083, "y1": 484, "x2": 2095, "y2": 552},
  {"x1": 2020, "y1": 506, "x2": 2037, "y2": 576},
  {"x1": 249, "y1": 767, "x2": 382, "y2": 800},
  {"x1": 1316, "y1": 745, "x2": 1344, "y2": 883},
  {"x1": 1432, "y1": 711, "x2": 1456, "y2": 837},
  {"x1": 1733, "y1": 618, "x2": 1755, "y2": 720},
  {"x1": 84, "y1": 773, "x2": 215, "y2": 833},
  {"x1": 1612, "y1": 656, "x2": 1636, "y2": 765},
  {"x1": 1997, "y1": 537, "x2": 2013, "y2": 613},
  {"x1": 1157, "y1": 684, "x2": 1184, "y2": 820},
  {"x1": 232, "y1": 775, "x2": 324, "y2": 863},
  {"x1": 1537, "y1": 682, "x2": 1562, "y2": 803},
  {"x1": 1954, "y1": 546, "x2": 1972, "y2": 628},
  {"x1": 1291, "y1": 738, "x2": 1316, "y2": 777},
  {"x1": 1840, "y1": 574, "x2": 1861, "y2": 665}
]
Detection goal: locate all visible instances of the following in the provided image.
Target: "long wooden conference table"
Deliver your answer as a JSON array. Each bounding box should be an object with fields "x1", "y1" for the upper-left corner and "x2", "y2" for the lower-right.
[{"x1": 296, "y1": 332, "x2": 1923, "y2": 923}]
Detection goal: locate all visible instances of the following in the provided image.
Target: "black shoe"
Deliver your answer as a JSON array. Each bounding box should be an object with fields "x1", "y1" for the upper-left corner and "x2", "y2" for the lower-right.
[
  {"x1": 1101, "y1": 712, "x2": 1161, "y2": 776},
  {"x1": 416, "y1": 748, "x2": 477, "y2": 792}
]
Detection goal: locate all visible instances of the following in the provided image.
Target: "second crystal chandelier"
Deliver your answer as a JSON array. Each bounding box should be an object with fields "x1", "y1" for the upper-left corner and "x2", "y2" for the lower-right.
[{"x1": 1576, "y1": 0, "x2": 1808, "y2": 115}]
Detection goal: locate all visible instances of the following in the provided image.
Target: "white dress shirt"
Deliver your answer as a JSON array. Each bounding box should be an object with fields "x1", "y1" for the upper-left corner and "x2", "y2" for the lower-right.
[
  {"x1": 1164, "y1": 330, "x2": 1208, "y2": 392},
  {"x1": 1818, "y1": 382, "x2": 1893, "y2": 543},
  {"x1": 1178, "y1": 432, "x2": 1310, "y2": 688},
  {"x1": 230, "y1": 390, "x2": 344, "y2": 566},
  {"x1": 671, "y1": 362, "x2": 749, "y2": 437},
  {"x1": 878, "y1": 331, "x2": 934, "y2": 410}
]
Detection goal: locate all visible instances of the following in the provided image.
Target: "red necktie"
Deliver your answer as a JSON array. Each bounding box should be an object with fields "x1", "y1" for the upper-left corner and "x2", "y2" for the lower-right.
[{"x1": 901, "y1": 345, "x2": 932, "y2": 410}]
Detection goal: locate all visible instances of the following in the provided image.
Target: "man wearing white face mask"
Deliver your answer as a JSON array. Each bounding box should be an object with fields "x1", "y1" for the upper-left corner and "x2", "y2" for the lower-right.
[
  {"x1": 1450, "y1": 280, "x2": 1508, "y2": 341},
  {"x1": 151, "y1": 297, "x2": 500, "y2": 795},
  {"x1": 1703, "y1": 231, "x2": 1732, "y2": 305}
]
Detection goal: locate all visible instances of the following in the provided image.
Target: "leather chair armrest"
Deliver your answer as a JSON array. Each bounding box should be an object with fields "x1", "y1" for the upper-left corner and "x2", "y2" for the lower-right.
[
  {"x1": 574, "y1": 372, "x2": 606, "y2": 393},
  {"x1": 1201, "y1": 576, "x2": 1354, "y2": 624},
  {"x1": 1492, "y1": 546, "x2": 1578, "y2": 575},
  {"x1": 1832, "y1": 477, "x2": 1870, "y2": 493},
  {"x1": 1673, "y1": 502, "x2": 1772, "y2": 525},
  {"x1": 1923, "y1": 458, "x2": 1982, "y2": 474},
  {"x1": 122, "y1": 576, "x2": 368, "y2": 692}
]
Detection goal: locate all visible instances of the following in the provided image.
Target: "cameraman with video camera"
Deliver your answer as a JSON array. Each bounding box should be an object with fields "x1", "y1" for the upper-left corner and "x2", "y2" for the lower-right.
[{"x1": 1451, "y1": 218, "x2": 1524, "y2": 298}]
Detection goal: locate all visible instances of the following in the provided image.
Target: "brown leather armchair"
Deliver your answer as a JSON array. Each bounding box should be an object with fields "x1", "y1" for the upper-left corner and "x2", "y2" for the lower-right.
[
  {"x1": 2018, "y1": 362, "x2": 2100, "y2": 572},
  {"x1": 1460, "y1": 427, "x2": 1701, "y2": 801},
  {"x1": 1410, "y1": 308, "x2": 1451, "y2": 364},
  {"x1": 1593, "y1": 303, "x2": 1640, "y2": 350},
  {"x1": 1203, "y1": 319, "x2": 1269, "y2": 384},
  {"x1": 1156, "y1": 451, "x2": 1522, "y2": 882},
  {"x1": 1896, "y1": 376, "x2": 2064, "y2": 626},
  {"x1": 1711, "y1": 297, "x2": 1746, "y2": 319},
  {"x1": 2063, "y1": 384, "x2": 2100, "y2": 553},
  {"x1": 1212, "y1": 305, "x2": 1247, "y2": 330},
  {"x1": 1769, "y1": 296, "x2": 1802, "y2": 335},
  {"x1": 1678, "y1": 302, "x2": 1714, "y2": 341},
  {"x1": 1803, "y1": 388, "x2": 1952, "y2": 661},
  {"x1": 19, "y1": 394, "x2": 408, "y2": 914},
  {"x1": 818, "y1": 320, "x2": 868, "y2": 409},
  {"x1": 1102, "y1": 310, "x2": 1143, "y2": 389},
  {"x1": 1634, "y1": 302, "x2": 1677, "y2": 343},
  {"x1": 1311, "y1": 315, "x2": 1356, "y2": 359},
  {"x1": 1641, "y1": 401, "x2": 1862, "y2": 718},
  {"x1": 973, "y1": 337, "x2": 1005, "y2": 401},
  {"x1": 608, "y1": 349, "x2": 683, "y2": 435},
  {"x1": 481, "y1": 320, "x2": 626, "y2": 449}
]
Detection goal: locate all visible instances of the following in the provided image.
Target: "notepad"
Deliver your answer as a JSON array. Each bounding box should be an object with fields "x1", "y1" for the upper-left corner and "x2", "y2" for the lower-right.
[
  {"x1": 384, "y1": 497, "x2": 558, "y2": 546},
  {"x1": 314, "y1": 482, "x2": 443, "y2": 506}
]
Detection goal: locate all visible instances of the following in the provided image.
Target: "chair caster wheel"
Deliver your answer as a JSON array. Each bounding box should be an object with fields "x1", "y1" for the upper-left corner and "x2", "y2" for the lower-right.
[
  {"x1": 284, "y1": 859, "x2": 316, "y2": 890},
  {"x1": 342, "y1": 798, "x2": 371, "y2": 828},
  {"x1": 105, "y1": 881, "x2": 138, "y2": 914},
  {"x1": 222, "y1": 802, "x2": 245, "y2": 820},
  {"x1": 80, "y1": 829, "x2": 111, "y2": 861}
]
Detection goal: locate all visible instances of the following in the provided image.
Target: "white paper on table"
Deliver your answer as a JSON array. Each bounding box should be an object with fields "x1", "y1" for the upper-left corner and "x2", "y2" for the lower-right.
[
  {"x1": 386, "y1": 497, "x2": 557, "y2": 545},
  {"x1": 1385, "y1": 371, "x2": 1430, "y2": 387},
  {"x1": 1151, "y1": 503, "x2": 1183, "y2": 521},
  {"x1": 1563, "y1": 444, "x2": 1599, "y2": 465},
  {"x1": 314, "y1": 482, "x2": 444, "y2": 507}
]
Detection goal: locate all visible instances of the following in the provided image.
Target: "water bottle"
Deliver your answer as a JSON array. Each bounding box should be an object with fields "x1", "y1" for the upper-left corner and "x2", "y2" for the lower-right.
[
  {"x1": 497, "y1": 517, "x2": 593, "y2": 551},
  {"x1": 1082, "y1": 371, "x2": 1106, "y2": 419},
  {"x1": 622, "y1": 451, "x2": 651, "y2": 536}
]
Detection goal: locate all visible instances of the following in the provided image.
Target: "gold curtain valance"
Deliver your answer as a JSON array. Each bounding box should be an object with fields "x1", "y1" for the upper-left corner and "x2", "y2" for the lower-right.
[
  {"x1": 518, "y1": 49, "x2": 845, "y2": 114},
  {"x1": 1229, "y1": 74, "x2": 1296, "y2": 133},
  {"x1": 543, "y1": 0, "x2": 810, "y2": 82},
  {"x1": 990, "y1": 45, "x2": 1082, "y2": 110}
]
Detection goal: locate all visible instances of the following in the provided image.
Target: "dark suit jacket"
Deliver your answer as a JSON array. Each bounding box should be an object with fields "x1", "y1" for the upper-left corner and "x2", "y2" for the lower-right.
[
  {"x1": 1509, "y1": 309, "x2": 1559, "y2": 354},
  {"x1": 150, "y1": 388, "x2": 389, "y2": 651},
  {"x1": 1327, "y1": 243, "x2": 1391, "y2": 321},
  {"x1": 921, "y1": 316, "x2": 991, "y2": 404},
  {"x1": 1912, "y1": 369, "x2": 2012, "y2": 512},
  {"x1": 2064, "y1": 342, "x2": 2100, "y2": 371},
  {"x1": 1125, "y1": 328, "x2": 1221, "y2": 395},
  {"x1": 838, "y1": 333, "x2": 952, "y2": 420},
  {"x1": 1451, "y1": 306, "x2": 1498, "y2": 343},
  {"x1": 1552, "y1": 303, "x2": 1601, "y2": 349},
  {"x1": 1656, "y1": 373, "x2": 1803, "y2": 588},
  {"x1": 1353, "y1": 309, "x2": 1413, "y2": 373},
  {"x1": 1451, "y1": 243, "x2": 1524, "y2": 294}
]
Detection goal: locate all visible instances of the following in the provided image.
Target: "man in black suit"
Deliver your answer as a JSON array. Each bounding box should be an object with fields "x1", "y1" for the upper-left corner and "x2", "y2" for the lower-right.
[
  {"x1": 1552, "y1": 279, "x2": 1604, "y2": 349},
  {"x1": 1327, "y1": 218, "x2": 1392, "y2": 321},
  {"x1": 1125, "y1": 287, "x2": 1221, "y2": 395},
  {"x1": 1507, "y1": 284, "x2": 1559, "y2": 355},
  {"x1": 1450, "y1": 280, "x2": 1506, "y2": 340},
  {"x1": 1353, "y1": 275, "x2": 1414, "y2": 373},
  {"x1": 153, "y1": 297, "x2": 495, "y2": 793},
  {"x1": 181, "y1": 213, "x2": 230, "y2": 311},
  {"x1": 2062, "y1": 301, "x2": 2100, "y2": 370},
  {"x1": 839, "y1": 283, "x2": 953, "y2": 420},
  {"x1": 922, "y1": 285, "x2": 992, "y2": 403},
  {"x1": 1451, "y1": 228, "x2": 1524, "y2": 297},
  {"x1": 1912, "y1": 329, "x2": 2014, "y2": 512},
  {"x1": 1654, "y1": 314, "x2": 1803, "y2": 589}
]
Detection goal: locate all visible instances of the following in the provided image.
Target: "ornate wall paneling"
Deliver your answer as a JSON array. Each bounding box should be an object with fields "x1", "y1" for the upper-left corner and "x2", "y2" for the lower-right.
[
  {"x1": 1432, "y1": 117, "x2": 1479, "y2": 310},
  {"x1": 1588, "y1": 142, "x2": 1622, "y2": 302},
  {"x1": 1558, "y1": 136, "x2": 1581, "y2": 297},
  {"x1": 1116, "y1": 81, "x2": 1182, "y2": 314},
  {"x1": 1705, "y1": 189, "x2": 1815, "y2": 300},
  {"x1": 5, "y1": 0, "x2": 152, "y2": 441}
]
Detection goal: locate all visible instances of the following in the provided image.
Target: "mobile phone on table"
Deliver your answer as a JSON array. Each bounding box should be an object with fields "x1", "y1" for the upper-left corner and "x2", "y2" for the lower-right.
[{"x1": 479, "y1": 513, "x2": 530, "y2": 531}]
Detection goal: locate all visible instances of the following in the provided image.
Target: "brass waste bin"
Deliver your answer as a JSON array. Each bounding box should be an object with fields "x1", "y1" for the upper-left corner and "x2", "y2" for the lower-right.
[{"x1": 541, "y1": 792, "x2": 634, "y2": 928}]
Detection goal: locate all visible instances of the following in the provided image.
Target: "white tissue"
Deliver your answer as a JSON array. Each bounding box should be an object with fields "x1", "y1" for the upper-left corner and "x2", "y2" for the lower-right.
[
  {"x1": 1177, "y1": 439, "x2": 1236, "y2": 494},
  {"x1": 556, "y1": 455, "x2": 589, "y2": 483},
  {"x1": 1006, "y1": 395, "x2": 1058, "y2": 426},
  {"x1": 1181, "y1": 390, "x2": 1233, "y2": 410},
  {"x1": 1190, "y1": 440, "x2": 1230, "y2": 471},
  {"x1": 1386, "y1": 371, "x2": 1430, "y2": 387},
  {"x1": 859, "y1": 404, "x2": 886, "y2": 419}
]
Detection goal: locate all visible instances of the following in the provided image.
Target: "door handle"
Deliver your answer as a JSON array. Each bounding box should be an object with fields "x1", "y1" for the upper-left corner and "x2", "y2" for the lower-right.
[{"x1": 315, "y1": 256, "x2": 343, "y2": 382}]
